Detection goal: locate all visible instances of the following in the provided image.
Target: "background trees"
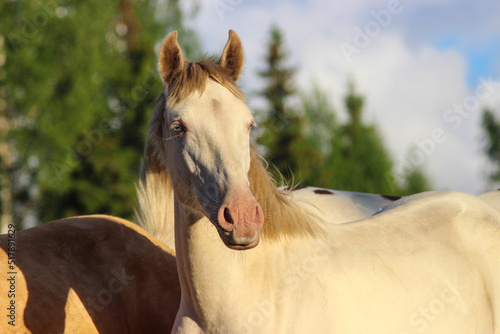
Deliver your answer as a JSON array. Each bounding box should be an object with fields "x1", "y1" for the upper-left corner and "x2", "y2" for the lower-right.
[{"x1": 0, "y1": 0, "x2": 199, "y2": 231}]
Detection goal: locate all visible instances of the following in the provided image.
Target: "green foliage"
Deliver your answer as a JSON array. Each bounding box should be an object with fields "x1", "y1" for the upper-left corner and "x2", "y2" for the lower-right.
[
  {"x1": 316, "y1": 85, "x2": 398, "y2": 194},
  {"x1": 388, "y1": 147, "x2": 433, "y2": 196},
  {"x1": 482, "y1": 108, "x2": 500, "y2": 185},
  {"x1": 400, "y1": 164, "x2": 432, "y2": 195},
  {"x1": 0, "y1": 0, "x2": 200, "y2": 227},
  {"x1": 256, "y1": 25, "x2": 301, "y2": 182},
  {"x1": 294, "y1": 86, "x2": 336, "y2": 184}
]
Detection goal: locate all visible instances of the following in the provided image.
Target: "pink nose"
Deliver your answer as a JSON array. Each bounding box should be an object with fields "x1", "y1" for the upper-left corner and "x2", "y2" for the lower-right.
[{"x1": 217, "y1": 194, "x2": 264, "y2": 246}]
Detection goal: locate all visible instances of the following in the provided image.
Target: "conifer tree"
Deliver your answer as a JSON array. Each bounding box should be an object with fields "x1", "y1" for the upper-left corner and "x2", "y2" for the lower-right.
[
  {"x1": 257, "y1": 25, "x2": 303, "y2": 183},
  {"x1": 482, "y1": 108, "x2": 500, "y2": 186}
]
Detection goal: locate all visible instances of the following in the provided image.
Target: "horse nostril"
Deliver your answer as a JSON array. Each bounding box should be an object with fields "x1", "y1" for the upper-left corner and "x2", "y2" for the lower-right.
[{"x1": 224, "y1": 207, "x2": 234, "y2": 224}]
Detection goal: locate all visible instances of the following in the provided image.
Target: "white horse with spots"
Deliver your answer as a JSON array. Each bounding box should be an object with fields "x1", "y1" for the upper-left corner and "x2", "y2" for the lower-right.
[{"x1": 138, "y1": 30, "x2": 500, "y2": 333}]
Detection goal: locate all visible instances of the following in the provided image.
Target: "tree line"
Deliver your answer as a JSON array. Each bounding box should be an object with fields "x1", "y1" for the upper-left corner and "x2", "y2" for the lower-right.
[{"x1": 0, "y1": 2, "x2": 498, "y2": 232}]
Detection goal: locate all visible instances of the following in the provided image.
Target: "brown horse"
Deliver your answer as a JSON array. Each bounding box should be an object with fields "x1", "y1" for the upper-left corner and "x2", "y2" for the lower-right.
[{"x1": 0, "y1": 215, "x2": 180, "y2": 333}]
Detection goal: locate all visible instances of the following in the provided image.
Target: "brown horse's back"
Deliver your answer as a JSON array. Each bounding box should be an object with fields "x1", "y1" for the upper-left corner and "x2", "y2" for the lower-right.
[{"x1": 0, "y1": 215, "x2": 180, "y2": 334}]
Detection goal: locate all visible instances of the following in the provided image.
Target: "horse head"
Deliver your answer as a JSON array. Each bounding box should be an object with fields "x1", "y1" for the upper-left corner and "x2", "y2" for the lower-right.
[{"x1": 156, "y1": 30, "x2": 264, "y2": 250}]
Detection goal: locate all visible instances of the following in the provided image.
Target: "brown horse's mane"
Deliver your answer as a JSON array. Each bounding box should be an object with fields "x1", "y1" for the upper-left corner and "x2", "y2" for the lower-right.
[{"x1": 135, "y1": 59, "x2": 324, "y2": 244}]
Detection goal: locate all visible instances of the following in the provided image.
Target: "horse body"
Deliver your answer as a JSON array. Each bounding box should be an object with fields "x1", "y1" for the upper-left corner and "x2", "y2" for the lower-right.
[
  {"x1": 0, "y1": 215, "x2": 180, "y2": 334},
  {"x1": 140, "y1": 30, "x2": 500, "y2": 333}
]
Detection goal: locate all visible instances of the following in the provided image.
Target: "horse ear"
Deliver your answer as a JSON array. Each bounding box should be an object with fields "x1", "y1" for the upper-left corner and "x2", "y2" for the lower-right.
[
  {"x1": 158, "y1": 31, "x2": 184, "y2": 85},
  {"x1": 219, "y1": 30, "x2": 244, "y2": 81}
]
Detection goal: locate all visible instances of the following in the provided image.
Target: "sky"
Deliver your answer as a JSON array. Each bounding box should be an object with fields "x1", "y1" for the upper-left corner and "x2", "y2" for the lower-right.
[{"x1": 182, "y1": 0, "x2": 500, "y2": 194}]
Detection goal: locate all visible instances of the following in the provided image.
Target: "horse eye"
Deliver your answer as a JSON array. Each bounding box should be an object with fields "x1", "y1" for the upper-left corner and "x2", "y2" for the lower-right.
[
  {"x1": 249, "y1": 122, "x2": 257, "y2": 131},
  {"x1": 172, "y1": 122, "x2": 185, "y2": 134}
]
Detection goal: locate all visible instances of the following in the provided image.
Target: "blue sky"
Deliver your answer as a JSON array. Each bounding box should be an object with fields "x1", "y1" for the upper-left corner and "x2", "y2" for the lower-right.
[
  {"x1": 437, "y1": 37, "x2": 500, "y2": 87},
  {"x1": 185, "y1": 0, "x2": 500, "y2": 193}
]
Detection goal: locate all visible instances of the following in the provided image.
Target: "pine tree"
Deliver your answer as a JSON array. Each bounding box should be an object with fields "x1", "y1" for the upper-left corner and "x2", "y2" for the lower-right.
[
  {"x1": 256, "y1": 25, "x2": 303, "y2": 183},
  {"x1": 482, "y1": 108, "x2": 500, "y2": 186}
]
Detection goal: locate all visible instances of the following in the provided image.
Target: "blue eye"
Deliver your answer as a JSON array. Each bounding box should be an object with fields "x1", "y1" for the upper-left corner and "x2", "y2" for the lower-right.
[{"x1": 172, "y1": 122, "x2": 185, "y2": 134}]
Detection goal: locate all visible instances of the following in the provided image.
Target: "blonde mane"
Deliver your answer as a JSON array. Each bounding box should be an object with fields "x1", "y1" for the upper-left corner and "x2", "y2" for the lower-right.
[
  {"x1": 135, "y1": 60, "x2": 323, "y2": 246},
  {"x1": 248, "y1": 148, "x2": 325, "y2": 240}
]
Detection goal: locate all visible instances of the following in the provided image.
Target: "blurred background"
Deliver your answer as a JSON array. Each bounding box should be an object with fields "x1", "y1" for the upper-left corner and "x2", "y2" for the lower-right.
[{"x1": 1, "y1": 0, "x2": 499, "y2": 231}]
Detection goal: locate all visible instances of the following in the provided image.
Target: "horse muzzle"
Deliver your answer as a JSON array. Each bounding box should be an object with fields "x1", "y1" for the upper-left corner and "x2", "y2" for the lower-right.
[{"x1": 214, "y1": 194, "x2": 264, "y2": 250}]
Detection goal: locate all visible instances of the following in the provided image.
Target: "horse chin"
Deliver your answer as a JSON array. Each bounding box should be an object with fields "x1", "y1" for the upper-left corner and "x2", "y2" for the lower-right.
[
  {"x1": 215, "y1": 227, "x2": 260, "y2": 250},
  {"x1": 223, "y1": 234, "x2": 260, "y2": 250}
]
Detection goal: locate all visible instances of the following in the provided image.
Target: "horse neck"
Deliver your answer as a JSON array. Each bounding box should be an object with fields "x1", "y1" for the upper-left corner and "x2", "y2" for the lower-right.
[
  {"x1": 173, "y1": 195, "x2": 329, "y2": 331},
  {"x1": 172, "y1": 153, "x2": 325, "y2": 327},
  {"x1": 173, "y1": 198, "x2": 267, "y2": 327}
]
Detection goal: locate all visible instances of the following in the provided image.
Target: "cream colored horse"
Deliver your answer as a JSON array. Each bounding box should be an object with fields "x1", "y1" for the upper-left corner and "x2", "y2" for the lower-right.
[
  {"x1": 140, "y1": 30, "x2": 500, "y2": 333},
  {"x1": 0, "y1": 215, "x2": 180, "y2": 333}
]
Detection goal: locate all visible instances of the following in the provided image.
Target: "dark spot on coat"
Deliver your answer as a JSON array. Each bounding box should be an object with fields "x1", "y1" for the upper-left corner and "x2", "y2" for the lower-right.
[
  {"x1": 314, "y1": 189, "x2": 334, "y2": 195},
  {"x1": 381, "y1": 195, "x2": 402, "y2": 201}
]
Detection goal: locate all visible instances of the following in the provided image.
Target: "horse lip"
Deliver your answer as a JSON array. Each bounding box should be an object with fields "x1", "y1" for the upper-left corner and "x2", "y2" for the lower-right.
[
  {"x1": 223, "y1": 234, "x2": 260, "y2": 250},
  {"x1": 213, "y1": 221, "x2": 260, "y2": 250}
]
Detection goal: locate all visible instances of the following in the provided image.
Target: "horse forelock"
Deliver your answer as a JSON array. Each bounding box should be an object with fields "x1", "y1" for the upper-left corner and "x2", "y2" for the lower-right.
[{"x1": 164, "y1": 59, "x2": 245, "y2": 108}]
